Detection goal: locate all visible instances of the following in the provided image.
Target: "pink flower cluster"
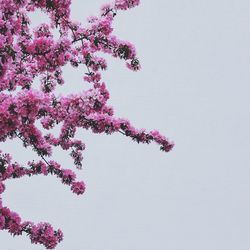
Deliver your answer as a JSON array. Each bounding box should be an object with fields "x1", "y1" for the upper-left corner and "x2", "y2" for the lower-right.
[
  {"x1": 115, "y1": 0, "x2": 140, "y2": 10},
  {"x1": 0, "y1": 203, "x2": 63, "y2": 249},
  {"x1": 0, "y1": 0, "x2": 174, "y2": 248}
]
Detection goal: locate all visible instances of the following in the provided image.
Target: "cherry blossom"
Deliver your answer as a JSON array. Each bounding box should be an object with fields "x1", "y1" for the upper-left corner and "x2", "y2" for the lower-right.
[{"x1": 0, "y1": 0, "x2": 174, "y2": 248}]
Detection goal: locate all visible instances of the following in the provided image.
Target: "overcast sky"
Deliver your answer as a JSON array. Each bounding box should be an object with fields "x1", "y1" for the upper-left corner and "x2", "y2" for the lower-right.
[{"x1": 1, "y1": 0, "x2": 250, "y2": 249}]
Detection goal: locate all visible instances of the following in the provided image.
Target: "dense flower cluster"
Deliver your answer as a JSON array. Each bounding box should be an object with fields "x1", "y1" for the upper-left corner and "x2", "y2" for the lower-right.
[{"x1": 0, "y1": 0, "x2": 174, "y2": 248}]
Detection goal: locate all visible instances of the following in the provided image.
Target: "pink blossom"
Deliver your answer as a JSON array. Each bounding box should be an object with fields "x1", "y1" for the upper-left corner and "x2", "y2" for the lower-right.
[
  {"x1": 0, "y1": 0, "x2": 174, "y2": 248},
  {"x1": 61, "y1": 169, "x2": 76, "y2": 184},
  {"x1": 115, "y1": 0, "x2": 140, "y2": 10},
  {"x1": 0, "y1": 215, "x2": 5, "y2": 230},
  {"x1": 0, "y1": 182, "x2": 5, "y2": 194},
  {"x1": 71, "y1": 181, "x2": 86, "y2": 195}
]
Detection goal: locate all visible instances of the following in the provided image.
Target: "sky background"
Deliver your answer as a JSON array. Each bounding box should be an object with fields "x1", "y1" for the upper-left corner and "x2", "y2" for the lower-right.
[{"x1": 1, "y1": 0, "x2": 250, "y2": 249}]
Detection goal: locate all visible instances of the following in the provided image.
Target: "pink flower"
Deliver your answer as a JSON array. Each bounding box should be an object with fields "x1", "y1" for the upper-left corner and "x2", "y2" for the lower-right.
[
  {"x1": 62, "y1": 169, "x2": 76, "y2": 184},
  {"x1": 0, "y1": 0, "x2": 174, "y2": 248},
  {"x1": 0, "y1": 182, "x2": 5, "y2": 194},
  {"x1": 71, "y1": 181, "x2": 86, "y2": 195},
  {"x1": 115, "y1": 0, "x2": 140, "y2": 10},
  {"x1": 0, "y1": 215, "x2": 5, "y2": 230},
  {"x1": 30, "y1": 223, "x2": 62, "y2": 249}
]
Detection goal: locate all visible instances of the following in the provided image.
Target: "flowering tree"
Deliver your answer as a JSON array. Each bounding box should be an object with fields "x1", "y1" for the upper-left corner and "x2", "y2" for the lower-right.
[{"x1": 0, "y1": 0, "x2": 174, "y2": 248}]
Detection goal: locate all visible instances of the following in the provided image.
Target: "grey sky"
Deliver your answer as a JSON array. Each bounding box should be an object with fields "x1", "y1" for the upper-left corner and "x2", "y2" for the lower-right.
[{"x1": 1, "y1": 0, "x2": 250, "y2": 249}]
